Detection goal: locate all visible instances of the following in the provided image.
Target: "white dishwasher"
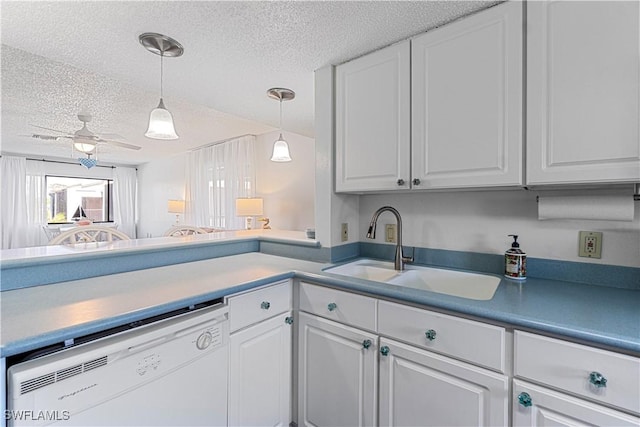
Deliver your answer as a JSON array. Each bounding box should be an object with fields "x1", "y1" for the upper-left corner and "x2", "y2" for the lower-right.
[{"x1": 7, "y1": 303, "x2": 229, "y2": 427}]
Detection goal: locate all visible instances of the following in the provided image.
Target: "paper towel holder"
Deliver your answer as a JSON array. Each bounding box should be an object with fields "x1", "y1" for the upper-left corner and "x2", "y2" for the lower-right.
[{"x1": 536, "y1": 184, "x2": 640, "y2": 202}]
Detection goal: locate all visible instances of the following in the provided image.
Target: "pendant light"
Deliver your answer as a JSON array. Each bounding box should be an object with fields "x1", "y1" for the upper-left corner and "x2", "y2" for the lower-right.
[
  {"x1": 267, "y1": 88, "x2": 295, "y2": 162},
  {"x1": 139, "y1": 33, "x2": 184, "y2": 140}
]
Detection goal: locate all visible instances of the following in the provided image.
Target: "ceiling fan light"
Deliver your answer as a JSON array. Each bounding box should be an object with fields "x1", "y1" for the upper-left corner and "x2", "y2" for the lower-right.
[
  {"x1": 145, "y1": 99, "x2": 179, "y2": 140},
  {"x1": 73, "y1": 141, "x2": 96, "y2": 153},
  {"x1": 270, "y1": 134, "x2": 292, "y2": 162}
]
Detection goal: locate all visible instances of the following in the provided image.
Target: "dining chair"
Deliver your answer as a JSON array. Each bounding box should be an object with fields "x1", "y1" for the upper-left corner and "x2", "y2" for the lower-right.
[{"x1": 48, "y1": 226, "x2": 130, "y2": 245}]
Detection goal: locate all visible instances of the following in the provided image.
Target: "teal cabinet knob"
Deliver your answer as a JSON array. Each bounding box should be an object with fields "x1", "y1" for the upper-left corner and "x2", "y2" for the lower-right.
[
  {"x1": 517, "y1": 392, "x2": 532, "y2": 408},
  {"x1": 327, "y1": 302, "x2": 338, "y2": 312},
  {"x1": 589, "y1": 371, "x2": 607, "y2": 388},
  {"x1": 425, "y1": 329, "x2": 437, "y2": 341},
  {"x1": 380, "y1": 346, "x2": 390, "y2": 356},
  {"x1": 285, "y1": 316, "x2": 294, "y2": 325},
  {"x1": 362, "y1": 339, "x2": 372, "y2": 349},
  {"x1": 261, "y1": 301, "x2": 271, "y2": 310}
]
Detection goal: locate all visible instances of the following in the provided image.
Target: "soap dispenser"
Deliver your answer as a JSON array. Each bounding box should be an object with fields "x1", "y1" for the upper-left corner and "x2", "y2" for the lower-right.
[{"x1": 505, "y1": 234, "x2": 526, "y2": 280}]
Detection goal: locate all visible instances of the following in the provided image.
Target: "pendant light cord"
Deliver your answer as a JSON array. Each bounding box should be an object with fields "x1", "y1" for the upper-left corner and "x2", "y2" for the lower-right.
[
  {"x1": 279, "y1": 97, "x2": 283, "y2": 132},
  {"x1": 160, "y1": 53, "x2": 164, "y2": 99}
]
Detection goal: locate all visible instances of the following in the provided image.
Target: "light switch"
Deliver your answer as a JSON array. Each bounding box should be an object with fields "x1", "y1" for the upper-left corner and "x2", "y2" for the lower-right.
[{"x1": 385, "y1": 224, "x2": 396, "y2": 243}]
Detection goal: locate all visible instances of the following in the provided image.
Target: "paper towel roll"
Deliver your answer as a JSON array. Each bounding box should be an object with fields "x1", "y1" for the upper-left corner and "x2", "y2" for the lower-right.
[{"x1": 538, "y1": 195, "x2": 635, "y2": 221}]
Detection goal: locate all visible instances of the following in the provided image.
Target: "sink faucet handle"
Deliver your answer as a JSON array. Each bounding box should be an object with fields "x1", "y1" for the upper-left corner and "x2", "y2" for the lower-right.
[{"x1": 402, "y1": 246, "x2": 415, "y2": 264}]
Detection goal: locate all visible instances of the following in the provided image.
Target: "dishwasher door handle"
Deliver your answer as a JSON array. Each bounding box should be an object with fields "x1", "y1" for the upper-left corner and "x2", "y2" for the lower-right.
[{"x1": 128, "y1": 336, "x2": 167, "y2": 354}]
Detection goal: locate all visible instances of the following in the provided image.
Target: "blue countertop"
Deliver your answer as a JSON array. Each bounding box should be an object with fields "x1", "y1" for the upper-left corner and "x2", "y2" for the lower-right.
[{"x1": 1, "y1": 253, "x2": 639, "y2": 358}]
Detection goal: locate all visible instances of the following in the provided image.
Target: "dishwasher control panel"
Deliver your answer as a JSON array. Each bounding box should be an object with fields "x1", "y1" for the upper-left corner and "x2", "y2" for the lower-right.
[
  {"x1": 195, "y1": 325, "x2": 222, "y2": 350},
  {"x1": 136, "y1": 353, "x2": 161, "y2": 376}
]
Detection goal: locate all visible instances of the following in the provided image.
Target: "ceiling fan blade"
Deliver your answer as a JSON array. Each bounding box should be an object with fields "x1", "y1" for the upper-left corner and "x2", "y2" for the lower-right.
[
  {"x1": 99, "y1": 133, "x2": 126, "y2": 140},
  {"x1": 31, "y1": 124, "x2": 73, "y2": 135},
  {"x1": 96, "y1": 138, "x2": 142, "y2": 150},
  {"x1": 27, "y1": 133, "x2": 72, "y2": 141}
]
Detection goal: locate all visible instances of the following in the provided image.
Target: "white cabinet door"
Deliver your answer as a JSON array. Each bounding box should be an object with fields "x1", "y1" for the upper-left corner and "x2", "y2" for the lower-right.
[
  {"x1": 228, "y1": 312, "x2": 293, "y2": 427},
  {"x1": 379, "y1": 338, "x2": 509, "y2": 427},
  {"x1": 513, "y1": 380, "x2": 640, "y2": 427},
  {"x1": 297, "y1": 312, "x2": 377, "y2": 427},
  {"x1": 527, "y1": 0, "x2": 640, "y2": 184},
  {"x1": 411, "y1": 1, "x2": 523, "y2": 189},
  {"x1": 335, "y1": 41, "x2": 411, "y2": 192}
]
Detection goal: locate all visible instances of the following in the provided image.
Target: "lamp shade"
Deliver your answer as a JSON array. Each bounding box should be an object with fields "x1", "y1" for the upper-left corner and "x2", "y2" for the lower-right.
[
  {"x1": 145, "y1": 99, "x2": 179, "y2": 140},
  {"x1": 167, "y1": 199, "x2": 185, "y2": 214},
  {"x1": 235, "y1": 198, "x2": 263, "y2": 216},
  {"x1": 270, "y1": 134, "x2": 292, "y2": 162}
]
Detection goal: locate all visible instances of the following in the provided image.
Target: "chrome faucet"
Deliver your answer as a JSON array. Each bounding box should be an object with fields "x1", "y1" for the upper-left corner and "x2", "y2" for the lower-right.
[{"x1": 366, "y1": 206, "x2": 413, "y2": 271}]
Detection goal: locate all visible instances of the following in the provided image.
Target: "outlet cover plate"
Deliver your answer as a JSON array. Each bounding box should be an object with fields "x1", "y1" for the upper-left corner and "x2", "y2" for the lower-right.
[
  {"x1": 579, "y1": 231, "x2": 602, "y2": 259},
  {"x1": 341, "y1": 223, "x2": 348, "y2": 242}
]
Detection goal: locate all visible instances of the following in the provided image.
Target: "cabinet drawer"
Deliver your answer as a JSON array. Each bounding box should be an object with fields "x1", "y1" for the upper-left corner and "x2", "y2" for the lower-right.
[
  {"x1": 513, "y1": 379, "x2": 640, "y2": 426},
  {"x1": 298, "y1": 282, "x2": 377, "y2": 331},
  {"x1": 228, "y1": 281, "x2": 292, "y2": 332},
  {"x1": 378, "y1": 300, "x2": 506, "y2": 372},
  {"x1": 514, "y1": 331, "x2": 640, "y2": 415}
]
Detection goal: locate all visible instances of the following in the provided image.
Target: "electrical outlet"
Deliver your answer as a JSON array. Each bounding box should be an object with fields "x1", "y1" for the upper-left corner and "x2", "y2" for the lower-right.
[
  {"x1": 341, "y1": 223, "x2": 348, "y2": 242},
  {"x1": 579, "y1": 231, "x2": 602, "y2": 259},
  {"x1": 385, "y1": 224, "x2": 396, "y2": 243}
]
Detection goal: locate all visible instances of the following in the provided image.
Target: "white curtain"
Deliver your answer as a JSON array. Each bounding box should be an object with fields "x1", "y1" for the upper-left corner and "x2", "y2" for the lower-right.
[
  {"x1": 113, "y1": 166, "x2": 137, "y2": 238},
  {"x1": 25, "y1": 160, "x2": 47, "y2": 246},
  {"x1": 186, "y1": 135, "x2": 256, "y2": 229},
  {"x1": 1, "y1": 157, "x2": 49, "y2": 249},
  {"x1": 1, "y1": 156, "x2": 28, "y2": 249}
]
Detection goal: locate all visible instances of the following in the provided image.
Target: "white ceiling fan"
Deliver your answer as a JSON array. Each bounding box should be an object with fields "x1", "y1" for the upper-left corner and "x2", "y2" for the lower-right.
[{"x1": 29, "y1": 113, "x2": 142, "y2": 157}]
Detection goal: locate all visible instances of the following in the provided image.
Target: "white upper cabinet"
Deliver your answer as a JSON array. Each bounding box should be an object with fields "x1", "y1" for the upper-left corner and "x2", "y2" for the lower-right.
[
  {"x1": 412, "y1": 1, "x2": 523, "y2": 189},
  {"x1": 335, "y1": 41, "x2": 411, "y2": 192},
  {"x1": 335, "y1": 1, "x2": 522, "y2": 193},
  {"x1": 527, "y1": 0, "x2": 640, "y2": 185}
]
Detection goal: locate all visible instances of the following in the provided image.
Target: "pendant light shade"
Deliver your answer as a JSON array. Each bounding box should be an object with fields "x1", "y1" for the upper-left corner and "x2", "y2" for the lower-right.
[
  {"x1": 267, "y1": 88, "x2": 295, "y2": 162},
  {"x1": 271, "y1": 133, "x2": 292, "y2": 162},
  {"x1": 145, "y1": 98, "x2": 179, "y2": 139},
  {"x1": 139, "y1": 33, "x2": 183, "y2": 140}
]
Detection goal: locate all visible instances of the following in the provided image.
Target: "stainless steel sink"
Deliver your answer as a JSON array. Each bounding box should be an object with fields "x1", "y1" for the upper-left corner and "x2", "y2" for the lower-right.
[{"x1": 324, "y1": 259, "x2": 501, "y2": 300}]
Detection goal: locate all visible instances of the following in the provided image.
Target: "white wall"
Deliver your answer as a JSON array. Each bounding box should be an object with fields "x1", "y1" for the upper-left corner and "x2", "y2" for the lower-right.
[
  {"x1": 314, "y1": 66, "x2": 360, "y2": 248},
  {"x1": 137, "y1": 131, "x2": 317, "y2": 237},
  {"x1": 137, "y1": 153, "x2": 186, "y2": 238},
  {"x1": 255, "y1": 131, "x2": 316, "y2": 231},
  {"x1": 360, "y1": 188, "x2": 640, "y2": 267}
]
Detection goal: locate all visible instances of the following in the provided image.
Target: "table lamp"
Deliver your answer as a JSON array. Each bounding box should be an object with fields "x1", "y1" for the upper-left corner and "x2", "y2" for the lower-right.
[
  {"x1": 236, "y1": 198, "x2": 264, "y2": 230},
  {"x1": 168, "y1": 199, "x2": 185, "y2": 225}
]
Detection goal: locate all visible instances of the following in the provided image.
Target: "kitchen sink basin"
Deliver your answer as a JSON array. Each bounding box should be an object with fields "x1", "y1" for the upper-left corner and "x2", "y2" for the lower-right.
[{"x1": 324, "y1": 259, "x2": 501, "y2": 300}]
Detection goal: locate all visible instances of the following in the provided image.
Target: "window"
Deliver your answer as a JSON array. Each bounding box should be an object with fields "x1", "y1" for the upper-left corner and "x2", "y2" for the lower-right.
[{"x1": 46, "y1": 176, "x2": 113, "y2": 223}]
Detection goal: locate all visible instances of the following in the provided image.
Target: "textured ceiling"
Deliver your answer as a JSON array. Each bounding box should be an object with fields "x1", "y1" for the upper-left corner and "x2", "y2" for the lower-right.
[{"x1": 1, "y1": 1, "x2": 500, "y2": 165}]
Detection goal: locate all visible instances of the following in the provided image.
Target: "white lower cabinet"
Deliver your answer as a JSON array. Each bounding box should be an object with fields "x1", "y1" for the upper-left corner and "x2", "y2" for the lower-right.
[
  {"x1": 513, "y1": 380, "x2": 640, "y2": 427},
  {"x1": 227, "y1": 281, "x2": 293, "y2": 427},
  {"x1": 297, "y1": 311, "x2": 378, "y2": 427},
  {"x1": 225, "y1": 281, "x2": 639, "y2": 427},
  {"x1": 513, "y1": 330, "x2": 640, "y2": 427},
  {"x1": 379, "y1": 337, "x2": 509, "y2": 426},
  {"x1": 229, "y1": 312, "x2": 293, "y2": 427},
  {"x1": 297, "y1": 282, "x2": 509, "y2": 427}
]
